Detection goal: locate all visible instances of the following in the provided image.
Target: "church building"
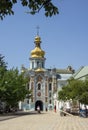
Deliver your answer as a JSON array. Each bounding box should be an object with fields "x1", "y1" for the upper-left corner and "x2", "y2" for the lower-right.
[{"x1": 20, "y1": 34, "x2": 74, "y2": 111}]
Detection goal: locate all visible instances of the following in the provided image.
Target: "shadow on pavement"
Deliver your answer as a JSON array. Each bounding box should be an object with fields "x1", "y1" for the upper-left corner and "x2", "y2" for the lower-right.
[{"x1": 0, "y1": 111, "x2": 45, "y2": 122}]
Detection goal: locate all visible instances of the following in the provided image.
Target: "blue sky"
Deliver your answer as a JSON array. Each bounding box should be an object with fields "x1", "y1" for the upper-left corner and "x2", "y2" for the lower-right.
[{"x1": 0, "y1": 0, "x2": 88, "y2": 71}]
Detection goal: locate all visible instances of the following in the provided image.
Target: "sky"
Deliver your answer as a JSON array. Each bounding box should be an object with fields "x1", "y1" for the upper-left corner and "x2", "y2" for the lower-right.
[{"x1": 0, "y1": 0, "x2": 88, "y2": 72}]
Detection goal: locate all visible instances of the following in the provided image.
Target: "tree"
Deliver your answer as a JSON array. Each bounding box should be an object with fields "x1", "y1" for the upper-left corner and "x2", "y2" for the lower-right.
[
  {"x1": 0, "y1": 54, "x2": 31, "y2": 110},
  {"x1": 58, "y1": 78, "x2": 88, "y2": 106},
  {"x1": 1, "y1": 68, "x2": 31, "y2": 109},
  {"x1": 58, "y1": 79, "x2": 87, "y2": 115},
  {"x1": 80, "y1": 92, "x2": 88, "y2": 105},
  {"x1": 79, "y1": 78, "x2": 88, "y2": 105},
  {"x1": 0, "y1": 54, "x2": 7, "y2": 78},
  {"x1": 0, "y1": 54, "x2": 7, "y2": 101},
  {"x1": 0, "y1": 0, "x2": 59, "y2": 20}
]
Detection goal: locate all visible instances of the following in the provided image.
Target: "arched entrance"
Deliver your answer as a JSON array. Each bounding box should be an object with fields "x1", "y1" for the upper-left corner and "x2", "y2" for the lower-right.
[{"x1": 35, "y1": 100, "x2": 43, "y2": 111}]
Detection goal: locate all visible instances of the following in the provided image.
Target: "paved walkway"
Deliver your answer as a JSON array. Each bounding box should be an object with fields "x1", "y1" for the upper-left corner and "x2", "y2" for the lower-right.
[{"x1": 0, "y1": 111, "x2": 88, "y2": 130}]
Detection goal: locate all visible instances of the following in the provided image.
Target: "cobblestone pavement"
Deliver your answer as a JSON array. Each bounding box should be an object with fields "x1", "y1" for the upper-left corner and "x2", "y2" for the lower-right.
[{"x1": 0, "y1": 111, "x2": 88, "y2": 130}]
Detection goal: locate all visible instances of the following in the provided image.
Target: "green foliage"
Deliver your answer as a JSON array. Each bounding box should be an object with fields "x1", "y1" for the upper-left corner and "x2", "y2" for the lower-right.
[
  {"x1": 0, "y1": 54, "x2": 7, "y2": 77},
  {"x1": 0, "y1": 0, "x2": 59, "y2": 20},
  {"x1": 0, "y1": 54, "x2": 7, "y2": 98},
  {"x1": 58, "y1": 90, "x2": 67, "y2": 101},
  {"x1": 0, "y1": 0, "x2": 14, "y2": 20},
  {"x1": 1, "y1": 68, "x2": 30, "y2": 108},
  {"x1": 0, "y1": 54, "x2": 31, "y2": 108},
  {"x1": 58, "y1": 78, "x2": 88, "y2": 105},
  {"x1": 80, "y1": 92, "x2": 88, "y2": 105}
]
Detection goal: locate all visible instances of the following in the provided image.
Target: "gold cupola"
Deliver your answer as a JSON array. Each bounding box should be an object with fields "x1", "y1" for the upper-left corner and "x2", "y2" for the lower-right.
[{"x1": 31, "y1": 35, "x2": 45, "y2": 58}]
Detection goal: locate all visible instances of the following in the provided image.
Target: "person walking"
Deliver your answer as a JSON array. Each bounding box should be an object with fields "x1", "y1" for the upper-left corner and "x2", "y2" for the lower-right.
[
  {"x1": 54, "y1": 105, "x2": 56, "y2": 112},
  {"x1": 37, "y1": 106, "x2": 40, "y2": 113}
]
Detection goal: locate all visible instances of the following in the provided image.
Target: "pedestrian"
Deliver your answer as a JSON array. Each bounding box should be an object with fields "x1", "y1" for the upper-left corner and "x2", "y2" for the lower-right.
[
  {"x1": 54, "y1": 105, "x2": 56, "y2": 112},
  {"x1": 37, "y1": 106, "x2": 40, "y2": 113},
  {"x1": 46, "y1": 107, "x2": 47, "y2": 112},
  {"x1": 84, "y1": 105, "x2": 87, "y2": 117}
]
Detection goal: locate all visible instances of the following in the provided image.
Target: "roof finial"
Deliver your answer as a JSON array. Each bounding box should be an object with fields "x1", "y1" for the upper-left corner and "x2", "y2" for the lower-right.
[{"x1": 36, "y1": 26, "x2": 40, "y2": 36}]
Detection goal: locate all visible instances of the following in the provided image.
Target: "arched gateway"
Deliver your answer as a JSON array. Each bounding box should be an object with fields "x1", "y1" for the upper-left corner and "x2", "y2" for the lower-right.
[{"x1": 35, "y1": 100, "x2": 43, "y2": 111}]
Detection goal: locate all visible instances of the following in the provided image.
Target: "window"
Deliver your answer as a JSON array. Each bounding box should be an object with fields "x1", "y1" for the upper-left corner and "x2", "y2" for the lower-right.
[
  {"x1": 37, "y1": 61, "x2": 39, "y2": 67},
  {"x1": 42, "y1": 62, "x2": 44, "y2": 68},
  {"x1": 32, "y1": 61, "x2": 34, "y2": 69},
  {"x1": 27, "y1": 100, "x2": 29, "y2": 104},
  {"x1": 45, "y1": 84, "x2": 48, "y2": 96},
  {"x1": 38, "y1": 83, "x2": 41, "y2": 90},
  {"x1": 27, "y1": 83, "x2": 29, "y2": 90},
  {"x1": 49, "y1": 100, "x2": 51, "y2": 104},
  {"x1": 49, "y1": 83, "x2": 52, "y2": 91}
]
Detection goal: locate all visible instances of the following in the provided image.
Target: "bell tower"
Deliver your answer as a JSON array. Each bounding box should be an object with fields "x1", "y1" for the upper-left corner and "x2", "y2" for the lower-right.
[{"x1": 30, "y1": 34, "x2": 46, "y2": 70}]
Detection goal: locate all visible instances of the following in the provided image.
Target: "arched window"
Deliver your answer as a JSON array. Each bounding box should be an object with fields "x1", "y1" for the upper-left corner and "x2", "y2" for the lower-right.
[
  {"x1": 45, "y1": 83, "x2": 48, "y2": 96},
  {"x1": 49, "y1": 83, "x2": 52, "y2": 91},
  {"x1": 49, "y1": 100, "x2": 51, "y2": 104},
  {"x1": 37, "y1": 61, "x2": 39, "y2": 67},
  {"x1": 32, "y1": 61, "x2": 34, "y2": 69},
  {"x1": 42, "y1": 62, "x2": 44, "y2": 68},
  {"x1": 38, "y1": 83, "x2": 41, "y2": 90},
  {"x1": 27, "y1": 83, "x2": 29, "y2": 90}
]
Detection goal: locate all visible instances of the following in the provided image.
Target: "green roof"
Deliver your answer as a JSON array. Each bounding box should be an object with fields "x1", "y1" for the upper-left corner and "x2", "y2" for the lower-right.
[
  {"x1": 56, "y1": 69, "x2": 74, "y2": 74},
  {"x1": 73, "y1": 66, "x2": 88, "y2": 79}
]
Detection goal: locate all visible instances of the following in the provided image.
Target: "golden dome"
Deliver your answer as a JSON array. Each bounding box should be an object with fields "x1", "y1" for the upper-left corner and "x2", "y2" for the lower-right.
[
  {"x1": 35, "y1": 68, "x2": 45, "y2": 72},
  {"x1": 31, "y1": 35, "x2": 45, "y2": 58},
  {"x1": 31, "y1": 47, "x2": 45, "y2": 58},
  {"x1": 34, "y1": 36, "x2": 41, "y2": 44}
]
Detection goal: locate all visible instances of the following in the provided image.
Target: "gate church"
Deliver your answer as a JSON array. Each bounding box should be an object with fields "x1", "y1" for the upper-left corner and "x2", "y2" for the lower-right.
[{"x1": 20, "y1": 33, "x2": 74, "y2": 111}]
